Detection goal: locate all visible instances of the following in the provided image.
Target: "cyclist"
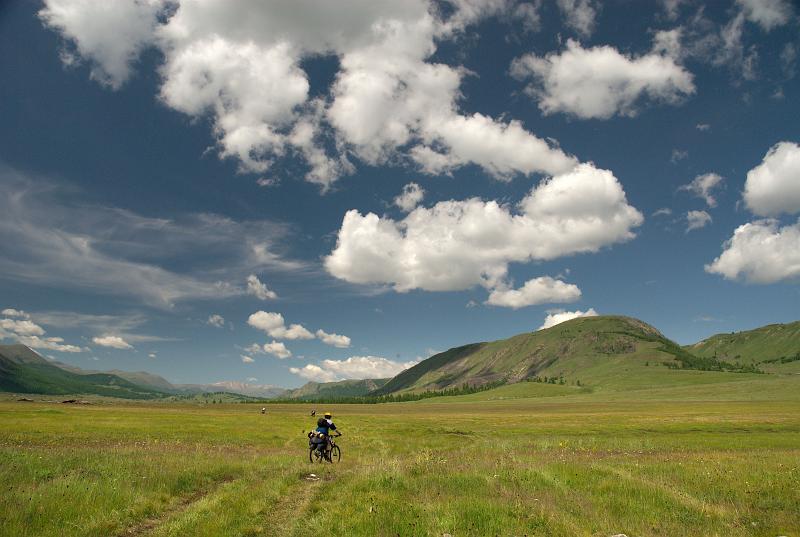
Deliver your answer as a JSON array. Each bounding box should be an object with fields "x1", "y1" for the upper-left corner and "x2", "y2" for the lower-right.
[{"x1": 314, "y1": 412, "x2": 340, "y2": 460}]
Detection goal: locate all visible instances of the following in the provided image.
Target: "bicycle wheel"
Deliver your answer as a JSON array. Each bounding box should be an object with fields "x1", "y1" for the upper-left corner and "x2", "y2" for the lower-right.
[
  {"x1": 330, "y1": 445, "x2": 341, "y2": 463},
  {"x1": 309, "y1": 447, "x2": 321, "y2": 463}
]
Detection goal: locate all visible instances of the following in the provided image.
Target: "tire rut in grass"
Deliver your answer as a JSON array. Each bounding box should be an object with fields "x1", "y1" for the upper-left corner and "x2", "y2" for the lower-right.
[
  {"x1": 263, "y1": 476, "x2": 323, "y2": 537},
  {"x1": 117, "y1": 476, "x2": 237, "y2": 537},
  {"x1": 528, "y1": 467, "x2": 591, "y2": 535},
  {"x1": 595, "y1": 463, "x2": 732, "y2": 518}
]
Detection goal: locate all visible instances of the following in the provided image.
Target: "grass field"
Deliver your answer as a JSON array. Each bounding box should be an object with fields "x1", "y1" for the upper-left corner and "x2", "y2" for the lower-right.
[{"x1": 1, "y1": 378, "x2": 799, "y2": 536}]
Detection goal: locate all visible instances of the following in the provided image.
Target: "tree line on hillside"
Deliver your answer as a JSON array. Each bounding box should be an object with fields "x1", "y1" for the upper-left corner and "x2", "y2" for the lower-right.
[
  {"x1": 526, "y1": 375, "x2": 574, "y2": 385},
  {"x1": 760, "y1": 352, "x2": 800, "y2": 365},
  {"x1": 601, "y1": 328, "x2": 764, "y2": 373},
  {"x1": 660, "y1": 342, "x2": 763, "y2": 373}
]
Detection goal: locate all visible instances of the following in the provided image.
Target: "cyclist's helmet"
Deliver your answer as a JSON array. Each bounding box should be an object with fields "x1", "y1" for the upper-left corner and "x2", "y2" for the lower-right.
[
  {"x1": 324, "y1": 412, "x2": 332, "y2": 419},
  {"x1": 317, "y1": 417, "x2": 328, "y2": 428}
]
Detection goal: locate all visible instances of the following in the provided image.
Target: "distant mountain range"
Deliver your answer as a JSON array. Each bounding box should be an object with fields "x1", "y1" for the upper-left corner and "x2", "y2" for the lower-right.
[
  {"x1": 0, "y1": 345, "x2": 287, "y2": 400},
  {"x1": 283, "y1": 378, "x2": 390, "y2": 400},
  {"x1": 0, "y1": 344, "x2": 166, "y2": 399},
  {"x1": 2, "y1": 316, "x2": 798, "y2": 400},
  {"x1": 174, "y1": 381, "x2": 287, "y2": 399}
]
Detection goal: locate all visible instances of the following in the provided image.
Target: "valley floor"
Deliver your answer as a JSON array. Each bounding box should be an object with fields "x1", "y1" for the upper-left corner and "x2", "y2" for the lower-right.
[{"x1": 1, "y1": 380, "x2": 799, "y2": 536}]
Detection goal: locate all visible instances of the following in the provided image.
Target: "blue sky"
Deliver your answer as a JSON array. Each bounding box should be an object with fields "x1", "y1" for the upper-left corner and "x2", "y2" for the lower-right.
[{"x1": 1, "y1": 0, "x2": 798, "y2": 388}]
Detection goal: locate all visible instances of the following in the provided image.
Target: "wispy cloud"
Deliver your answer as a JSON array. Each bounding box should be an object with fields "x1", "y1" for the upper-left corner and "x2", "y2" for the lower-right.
[
  {"x1": 32, "y1": 310, "x2": 146, "y2": 332},
  {"x1": 652, "y1": 208, "x2": 672, "y2": 217},
  {"x1": 27, "y1": 310, "x2": 177, "y2": 344},
  {"x1": 694, "y1": 315, "x2": 723, "y2": 322},
  {"x1": 679, "y1": 173, "x2": 724, "y2": 208},
  {"x1": 0, "y1": 166, "x2": 309, "y2": 309}
]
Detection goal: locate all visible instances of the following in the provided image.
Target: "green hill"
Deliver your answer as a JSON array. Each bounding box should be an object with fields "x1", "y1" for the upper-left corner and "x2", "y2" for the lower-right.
[
  {"x1": 54, "y1": 363, "x2": 179, "y2": 393},
  {"x1": 105, "y1": 370, "x2": 178, "y2": 393},
  {"x1": 285, "y1": 378, "x2": 390, "y2": 400},
  {"x1": 0, "y1": 344, "x2": 53, "y2": 365},
  {"x1": 373, "y1": 316, "x2": 756, "y2": 395},
  {"x1": 687, "y1": 321, "x2": 800, "y2": 367},
  {"x1": 0, "y1": 344, "x2": 168, "y2": 399}
]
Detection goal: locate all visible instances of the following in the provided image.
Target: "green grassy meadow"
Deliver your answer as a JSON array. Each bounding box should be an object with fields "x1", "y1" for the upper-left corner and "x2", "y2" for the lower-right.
[{"x1": 1, "y1": 378, "x2": 799, "y2": 537}]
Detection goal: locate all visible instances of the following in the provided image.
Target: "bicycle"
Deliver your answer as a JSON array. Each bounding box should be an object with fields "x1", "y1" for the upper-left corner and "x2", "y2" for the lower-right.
[{"x1": 308, "y1": 433, "x2": 341, "y2": 463}]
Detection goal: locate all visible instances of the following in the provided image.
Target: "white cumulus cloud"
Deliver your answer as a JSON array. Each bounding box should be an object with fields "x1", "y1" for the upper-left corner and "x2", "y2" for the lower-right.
[
  {"x1": 325, "y1": 163, "x2": 642, "y2": 296},
  {"x1": 736, "y1": 0, "x2": 794, "y2": 31},
  {"x1": 0, "y1": 313, "x2": 84, "y2": 353},
  {"x1": 247, "y1": 311, "x2": 314, "y2": 340},
  {"x1": 556, "y1": 0, "x2": 598, "y2": 37},
  {"x1": 92, "y1": 335, "x2": 133, "y2": 350},
  {"x1": 11, "y1": 336, "x2": 84, "y2": 353},
  {"x1": 207, "y1": 314, "x2": 225, "y2": 328},
  {"x1": 485, "y1": 277, "x2": 581, "y2": 309},
  {"x1": 289, "y1": 364, "x2": 338, "y2": 383},
  {"x1": 40, "y1": 0, "x2": 581, "y2": 187},
  {"x1": 246, "y1": 274, "x2": 278, "y2": 300},
  {"x1": 660, "y1": 0, "x2": 686, "y2": 21},
  {"x1": 511, "y1": 39, "x2": 695, "y2": 120},
  {"x1": 394, "y1": 183, "x2": 425, "y2": 212},
  {"x1": 538, "y1": 308, "x2": 598, "y2": 330},
  {"x1": 680, "y1": 173, "x2": 724, "y2": 207},
  {"x1": 706, "y1": 219, "x2": 800, "y2": 283},
  {"x1": 743, "y1": 142, "x2": 800, "y2": 217},
  {"x1": 39, "y1": 0, "x2": 165, "y2": 89},
  {"x1": 1, "y1": 309, "x2": 30, "y2": 319},
  {"x1": 241, "y1": 355, "x2": 255, "y2": 363},
  {"x1": 290, "y1": 355, "x2": 417, "y2": 383},
  {"x1": 263, "y1": 341, "x2": 292, "y2": 359},
  {"x1": 243, "y1": 343, "x2": 263, "y2": 355},
  {"x1": 315, "y1": 330, "x2": 352, "y2": 349},
  {"x1": 670, "y1": 149, "x2": 688, "y2": 164},
  {"x1": 686, "y1": 210, "x2": 712, "y2": 232},
  {"x1": 0, "y1": 318, "x2": 46, "y2": 337}
]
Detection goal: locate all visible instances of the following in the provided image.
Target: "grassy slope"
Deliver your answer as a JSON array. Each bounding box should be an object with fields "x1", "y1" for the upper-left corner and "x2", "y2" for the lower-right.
[
  {"x1": 423, "y1": 370, "x2": 799, "y2": 404},
  {"x1": 373, "y1": 343, "x2": 486, "y2": 395},
  {"x1": 0, "y1": 345, "x2": 167, "y2": 400},
  {"x1": 104, "y1": 370, "x2": 177, "y2": 392},
  {"x1": 47, "y1": 362, "x2": 178, "y2": 393},
  {"x1": 378, "y1": 316, "x2": 720, "y2": 395},
  {"x1": 0, "y1": 344, "x2": 53, "y2": 364},
  {"x1": 687, "y1": 321, "x2": 800, "y2": 364}
]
